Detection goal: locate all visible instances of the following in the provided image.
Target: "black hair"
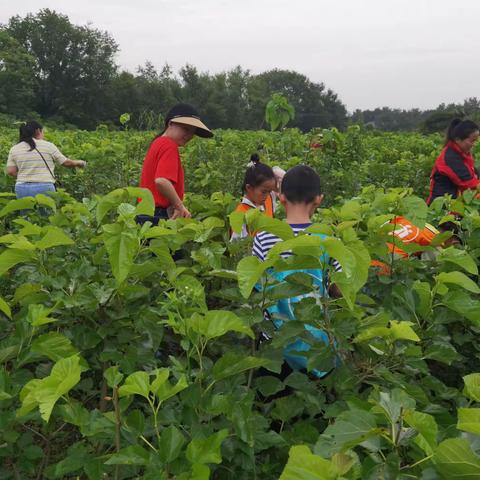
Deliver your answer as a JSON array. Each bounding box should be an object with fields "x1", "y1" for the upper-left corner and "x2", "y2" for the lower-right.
[
  {"x1": 281, "y1": 165, "x2": 321, "y2": 204},
  {"x1": 19, "y1": 121, "x2": 43, "y2": 151},
  {"x1": 151, "y1": 103, "x2": 201, "y2": 144},
  {"x1": 242, "y1": 154, "x2": 275, "y2": 193},
  {"x1": 446, "y1": 118, "x2": 479, "y2": 144}
]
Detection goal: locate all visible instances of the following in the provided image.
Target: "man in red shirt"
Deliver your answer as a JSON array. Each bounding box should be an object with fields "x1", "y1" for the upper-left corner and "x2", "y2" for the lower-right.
[{"x1": 138, "y1": 104, "x2": 212, "y2": 224}]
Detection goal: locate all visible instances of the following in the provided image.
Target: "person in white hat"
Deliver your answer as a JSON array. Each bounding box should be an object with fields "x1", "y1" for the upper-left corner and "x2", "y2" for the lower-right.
[{"x1": 138, "y1": 103, "x2": 213, "y2": 223}]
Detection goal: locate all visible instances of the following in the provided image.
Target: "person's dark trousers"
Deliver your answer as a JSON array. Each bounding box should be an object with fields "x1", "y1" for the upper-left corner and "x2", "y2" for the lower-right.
[{"x1": 135, "y1": 207, "x2": 169, "y2": 226}]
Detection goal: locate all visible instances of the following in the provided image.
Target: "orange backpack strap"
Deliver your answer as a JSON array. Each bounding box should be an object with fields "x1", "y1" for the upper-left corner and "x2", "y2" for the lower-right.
[{"x1": 264, "y1": 194, "x2": 274, "y2": 218}]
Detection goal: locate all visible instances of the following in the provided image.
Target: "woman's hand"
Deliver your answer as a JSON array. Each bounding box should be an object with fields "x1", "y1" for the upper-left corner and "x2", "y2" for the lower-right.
[
  {"x1": 63, "y1": 159, "x2": 86, "y2": 168},
  {"x1": 171, "y1": 202, "x2": 191, "y2": 219}
]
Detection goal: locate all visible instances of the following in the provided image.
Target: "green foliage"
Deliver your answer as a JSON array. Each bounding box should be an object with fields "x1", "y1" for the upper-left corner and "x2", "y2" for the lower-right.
[
  {"x1": 0, "y1": 31, "x2": 35, "y2": 116},
  {"x1": 5, "y1": 9, "x2": 119, "y2": 129},
  {"x1": 265, "y1": 93, "x2": 295, "y2": 131},
  {"x1": 0, "y1": 126, "x2": 479, "y2": 478}
]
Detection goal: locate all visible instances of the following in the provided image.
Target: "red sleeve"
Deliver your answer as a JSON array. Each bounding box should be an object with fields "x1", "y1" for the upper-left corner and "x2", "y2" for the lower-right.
[{"x1": 154, "y1": 145, "x2": 180, "y2": 184}]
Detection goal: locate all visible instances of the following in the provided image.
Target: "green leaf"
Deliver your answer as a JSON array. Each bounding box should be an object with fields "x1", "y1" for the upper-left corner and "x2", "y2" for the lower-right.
[
  {"x1": 433, "y1": 438, "x2": 480, "y2": 479},
  {"x1": 103, "y1": 224, "x2": 139, "y2": 285},
  {"x1": 389, "y1": 321, "x2": 420, "y2": 342},
  {"x1": 31, "y1": 332, "x2": 78, "y2": 361},
  {"x1": 400, "y1": 196, "x2": 428, "y2": 227},
  {"x1": 96, "y1": 187, "x2": 154, "y2": 223},
  {"x1": 436, "y1": 271, "x2": 480, "y2": 294},
  {"x1": 279, "y1": 445, "x2": 338, "y2": 480},
  {"x1": 236, "y1": 255, "x2": 274, "y2": 299},
  {"x1": 154, "y1": 372, "x2": 188, "y2": 403},
  {"x1": 404, "y1": 410, "x2": 438, "y2": 454},
  {"x1": 442, "y1": 290, "x2": 480, "y2": 324},
  {"x1": 339, "y1": 200, "x2": 362, "y2": 221},
  {"x1": 17, "y1": 355, "x2": 83, "y2": 422},
  {"x1": 228, "y1": 210, "x2": 245, "y2": 234},
  {"x1": 27, "y1": 304, "x2": 56, "y2": 327},
  {"x1": 438, "y1": 248, "x2": 478, "y2": 275},
  {"x1": 0, "y1": 296, "x2": 11, "y2": 319},
  {"x1": 105, "y1": 445, "x2": 150, "y2": 465},
  {"x1": 158, "y1": 426, "x2": 185, "y2": 464},
  {"x1": 35, "y1": 193, "x2": 56, "y2": 212},
  {"x1": 0, "y1": 197, "x2": 35, "y2": 217},
  {"x1": 143, "y1": 225, "x2": 175, "y2": 239},
  {"x1": 212, "y1": 353, "x2": 271, "y2": 382},
  {"x1": 331, "y1": 452, "x2": 356, "y2": 476},
  {"x1": 104, "y1": 366, "x2": 124, "y2": 388},
  {"x1": 49, "y1": 442, "x2": 88, "y2": 477},
  {"x1": 0, "y1": 248, "x2": 36, "y2": 276},
  {"x1": 118, "y1": 371, "x2": 150, "y2": 399},
  {"x1": 247, "y1": 209, "x2": 295, "y2": 240},
  {"x1": 463, "y1": 374, "x2": 480, "y2": 402},
  {"x1": 35, "y1": 227, "x2": 74, "y2": 250},
  {"x1": 377, "y1": 389, "x2": 416, "y2": 425},
  {"x1": 321, "y1": 408, "x2": 380, "y2": 453},
  {"x1": 186, "y1": 429, "x2": 229, "y2": 465},
  {"x1": 189, "y1": 464, "x2": 210, "y2": 480},
  {"x1": 457, "y1": 408, "x2": 480, "y2": 435},
  {"x1": 412, "y1": 280, "x2": 432, "y2": 320},
  {"x1": 354, "y1": 321, "x2": 419, "y2": 343},
  {"x1": 189, "y1": 310, "x2": 254, "y2": 340},
  {"x1": 424, "y1": 339, "x2": 459, "y2": 365}
]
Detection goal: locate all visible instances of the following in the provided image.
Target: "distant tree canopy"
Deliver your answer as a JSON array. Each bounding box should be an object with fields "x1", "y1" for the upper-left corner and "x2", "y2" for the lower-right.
[
  {"x1": 0, "y1": 10, "x2": 348, "y2": 131},
  {"x1": 351, "y1": 98, "x2": 480, "y2": 133},
  {"x1": 0, "y1": 9, "x2": 478, "y2": 132}
]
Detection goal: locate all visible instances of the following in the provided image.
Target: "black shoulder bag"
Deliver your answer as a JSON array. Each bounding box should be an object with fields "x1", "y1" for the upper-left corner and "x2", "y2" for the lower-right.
[{"x1": 34, "y1": 147, "x2": 60, "y2": 189}]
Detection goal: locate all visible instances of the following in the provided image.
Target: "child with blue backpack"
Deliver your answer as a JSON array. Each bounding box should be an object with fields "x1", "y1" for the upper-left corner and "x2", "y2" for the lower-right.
[{"x1": 252, "y1": 165, "x2": 341, "y2": 379}]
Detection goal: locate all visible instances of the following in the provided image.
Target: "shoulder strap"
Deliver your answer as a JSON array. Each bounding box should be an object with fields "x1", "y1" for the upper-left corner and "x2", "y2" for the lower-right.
[
  {"x1": 265, "y1": 194, "x2": 274, "y2": 217},
  {"x1": 34, "y1": 147, "x2": 56, "y2": 183}
]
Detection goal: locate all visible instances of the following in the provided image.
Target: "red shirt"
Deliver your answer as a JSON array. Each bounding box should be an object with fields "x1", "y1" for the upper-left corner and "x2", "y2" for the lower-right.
[{"x1": 140, "y1": 136, "x2": 184, "y2": 208}]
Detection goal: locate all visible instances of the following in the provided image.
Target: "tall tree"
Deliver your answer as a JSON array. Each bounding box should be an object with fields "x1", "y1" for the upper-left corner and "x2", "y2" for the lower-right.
[
  {"x1": 0, "y1": 31, "x2": 35, "y2": 117},
  {"x1": 6, "y1": 9, "x2": 118, "y2": 128}
]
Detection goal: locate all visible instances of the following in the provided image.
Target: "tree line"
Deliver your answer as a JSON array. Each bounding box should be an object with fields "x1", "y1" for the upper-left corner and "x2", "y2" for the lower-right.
[
  {"x1": 352, "y1": 98, "x2": 480, "y2": 134},
  {"x1": 0, "y1": 9, "x2": 478, "y2": 132},
  {"x1": 0, "y1": 9, "x2": 347, "y2": 131}
]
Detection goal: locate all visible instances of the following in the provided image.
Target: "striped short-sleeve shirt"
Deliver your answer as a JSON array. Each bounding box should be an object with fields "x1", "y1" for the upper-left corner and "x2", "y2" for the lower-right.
[
  {"x1": 7, "y1": 139, "x2": 67, "y2": 183},
  {"x1": 252, "y1": 222, "x2": 342, "y2": 272}
]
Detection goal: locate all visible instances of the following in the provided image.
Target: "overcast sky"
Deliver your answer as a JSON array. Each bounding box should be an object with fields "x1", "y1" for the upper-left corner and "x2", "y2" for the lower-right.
[{"x1": 1, "y1": 0, "x2": 479, "y2": 112}]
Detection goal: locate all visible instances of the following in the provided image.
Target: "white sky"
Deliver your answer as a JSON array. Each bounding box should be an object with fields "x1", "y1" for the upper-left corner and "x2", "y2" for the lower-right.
[{"x1": 1, "y1": 0, "x2": 479, "y2": 112}]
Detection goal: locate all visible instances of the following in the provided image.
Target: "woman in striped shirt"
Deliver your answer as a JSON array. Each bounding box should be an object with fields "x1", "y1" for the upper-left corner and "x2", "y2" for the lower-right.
[{"x1": 6, "y1": 121, "x2": 86, "y2": 199}]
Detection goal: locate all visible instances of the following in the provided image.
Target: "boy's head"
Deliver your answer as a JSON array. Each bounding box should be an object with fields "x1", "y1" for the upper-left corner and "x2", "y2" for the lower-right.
[{"x1": 280, "y1": 165, "x2": 323, "y2": 209}]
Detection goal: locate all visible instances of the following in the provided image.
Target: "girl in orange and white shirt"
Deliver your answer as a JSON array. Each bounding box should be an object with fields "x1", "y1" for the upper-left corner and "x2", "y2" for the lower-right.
[{"x1": 231, "y1": 154, "x2": 285, "y2": 240}]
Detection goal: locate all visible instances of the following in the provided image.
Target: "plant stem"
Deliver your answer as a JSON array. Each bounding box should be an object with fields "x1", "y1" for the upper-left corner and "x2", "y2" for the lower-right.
[{"x1": 113, "y1": 386, "x2": 121, "y2": 480}]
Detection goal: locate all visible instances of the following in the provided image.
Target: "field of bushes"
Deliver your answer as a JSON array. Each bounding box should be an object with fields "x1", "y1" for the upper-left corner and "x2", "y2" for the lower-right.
[{"x1": 0, "y1": 125, "x2": 479, "y2": 479}]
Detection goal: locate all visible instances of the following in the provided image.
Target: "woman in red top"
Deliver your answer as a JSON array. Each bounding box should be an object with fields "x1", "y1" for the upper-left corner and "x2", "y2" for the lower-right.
[
  {"x1": 427, "y1": 118, "x2": 479, "y2": 205},
  {"x1": 138, "y1": 104, "x2": 213, "y2": 223}
]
